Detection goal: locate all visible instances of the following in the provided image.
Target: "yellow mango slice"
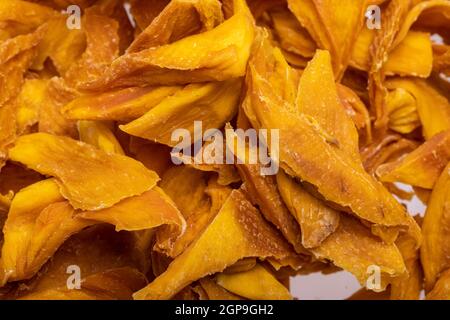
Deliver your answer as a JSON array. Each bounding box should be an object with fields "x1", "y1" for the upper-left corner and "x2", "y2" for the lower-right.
[
  {"x1": 79, "y1": 0, "x2": 254, "y2": 90},
  {"x1": 427, "y1": 269, "x2": 450, "y2": 300},
  {"x1": 8, "y1": 133, "x2": 160, "y2": 210},
  {"x1": 120, "y1": 80, "x2": 241, "y2": 146},
  {"x1": 377, "y1": 130, "x2": 450, "y2": 189},
  {"x1": 351, "y1": 29, "x2": 433, "y2": 78},
  {"x1": 77, "y1": 120, "x2": 124, "y2": 155},
  {"x1": 277, "y1": 170, "x2": 339, "y2": 249},
  {"x1": 245, "y1": 30, "x2": 418, "y2": 238},
  {"x1": 238, "y1": 163, "x2": 303, "y2": 252},
  {"x1": 0, "y1": 179, "x2": 92, "y2": 284},
  {"x1": 312, "y1": 215, "x2": 406, "y2": 290},
  {"x1": 128, "y1": 0, "x2": 224, "y2": 52},
  {"x1": 133, "y1": 189, "x2": 294, "y2": 300},
  {"x1": 199, "y1": 278, "x2": 242, "y2": 300},
  {"x1": 385, "y1": 87, "x2": 421, "y2": 134},
  {"x1": 15, "y1": 78, "x2": 48, "y2": 134},
  {"x1": 421, "y1": 163, "x2": 450, "y2": 291},
  {"x1": 386, "y1": 78, "x2": 450, "y2": 140},
  {"x1": 216, "y1": 263, "x2": 292, "y2": 300},
  {"x1": 287, "y1": 0, "x2": 366, "y2": 79},
  {"x1": 20, "y1": 267, "x2": 147, "y2": 300},
  {"x1": 63, "y1": 85, "x2": 181, "y2": 121},
  {"x1": 390, "y1": 232, "x2": 422, "y2": 300}
]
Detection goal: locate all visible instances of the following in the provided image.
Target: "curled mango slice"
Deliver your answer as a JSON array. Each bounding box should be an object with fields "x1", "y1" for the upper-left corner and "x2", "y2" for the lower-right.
[
  {"x1": 133, "y1": 189, "x2": 294, "y2": 300},
  {"x1": 8, "y1": 133, "x2": 160, "y2": 210},
  {"x1": 421, "y1": 163, "x2": 450, "y2": 291},
  {"x1": 377, "y1": 130, "x2": 450, "y2": 189},
  {"x1": 216, "y1": 263, "x2": 292, "y2": 300},
  {"x1": 80, "y1": 0, "x2": 254, "y2": 90}
]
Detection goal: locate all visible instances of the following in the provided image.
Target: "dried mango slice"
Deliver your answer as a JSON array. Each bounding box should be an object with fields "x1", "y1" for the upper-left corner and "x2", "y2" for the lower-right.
[
  {"x1": 80, "y1": 0, "x2": 254, "y2": 90},
  {"x1": 433, "y1": 44, "x2": 450, "y2": 76},
  {"x1": 0, "y1": 179, "x2": 92, "y2": 283},
  {"x1": 385, "y1": 78, "x2": 450, "y2": 140},
  {"x1": 287, "y1": 0, "x2": 366, "y2": 79},
  {"x1": 385, "y1": 87, "x2": 421, "y2": 134},
  {"x1": 390, "y1": 232, "x2": 422, "y2": 300},
  {"x1": 245, "y1": 30, "x2": 416, "y2": 237},
  {"x1": 377, "y1": 130, "x2": 450, "y2": 189},
  {"x1": 129, "y1": 0, "x2": 170, "y2": 31},
  {"x1": 312, "y1": 215, "x2": 406, "y2": 290},
  {"x1": 38, "y1": 77, "x2": 78, "y2": 137},
  {"x1": 277, "y1": 170, "x2": 339, "y2": 249},
  {"x1": 8, "y1": 133, "x2": 160, "y2": 210},
  {"x1": 351, "y1": 29, "x2": 433, "y2": 78},
  {"x1": 65, "y1": 11, "x2": 119, "y2": 89},
  {"x1": 215, "y1": 263, "x2": 292, "y2": 300},
  {"x1": 269, "y1": 7, "x2": 316, "y2": 59},
  {"x1": 127, "y1": 0, "x2": 224, "y2": 53},
  {"x1": 32, "y1": 16, "x2": 86, "y2": 76},
  {"x1": 63, "y1": 85, "x2": 181, "y2": 121},
  {"x1": 198, "y1": 278, "x2": 242, "y2": 300},
  {"x1": 120, "y1": 80, "x2": 241, "y2": 147},
  {"x1": 238, "y1": 163, "x2": 303, "y2": 252},
  {"x1": 20, "y1": 267, "x2": 147, "y2": 300},
  {"x1": 15, "y1": 78, "x2": 48, "y2": 134},
  {"x1": 427, "y1": 269, "x2": 450, "y2": 300},
  {"x1": 421, "y1": 163, "x2": 450, "y2": 291},
  {"x1": 133, "y1": 189, "x2": 294, "y2": 300},
  {"x1": 77, "y1": 120, "x2": 124, "y2": 155}
]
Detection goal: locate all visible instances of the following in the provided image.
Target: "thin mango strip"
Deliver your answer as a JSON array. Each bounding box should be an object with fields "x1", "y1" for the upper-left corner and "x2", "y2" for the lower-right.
[
  {"x1": 8, "y1": 133, "x2": 160, "y2": 210},
  {"x1": 127, "y1": 0, "x2": 224, "y2": 53},
  {"x1": 120, "y1": 80, "x2": 241, "y2": 147},
  {"x1": 351, "y1": 29, "x2": 433, "y2": 78},
  {"x1": 245, "y1": 30, "x2": 417, "y2": 237},
  {"x1": 63, "y1": 85, "x2": 181, "y2": 121},
  {"x1": 313, "y1": 214, "x2": 406, "y2": 290},
  {"x1": 215, "y1": 263, "x2": 292, "y2": 300},
  {"x1": 287, "y1": 0, "x2": 366, "y2": 79},
  {"x1": 20, "y1": 267, "x2": 147, "y2": 300},
  {"x1": 385, "y1": 78, "x2": 450, "y2": 140},
  {"x1": 133, "y1": 189, "x2": 294, "y2": 300},
  {"x1": 277, "y1": 170, "x2": 339, "y2": 249},
  {"x1": 377, "y1": 130, "x2": 450, "y2": 189},
  {"x1": 79, "y1": 0, "x2": 254, "y2": 90},
  {"x1": 421, "y1": 163, "x2": 450, "y2": 291}
]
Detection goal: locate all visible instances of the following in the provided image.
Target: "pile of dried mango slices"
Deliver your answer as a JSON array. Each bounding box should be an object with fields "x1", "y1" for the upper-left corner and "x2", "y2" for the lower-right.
[{"x1": 0, "y1": 0, "x2": 449, "y2": 300}]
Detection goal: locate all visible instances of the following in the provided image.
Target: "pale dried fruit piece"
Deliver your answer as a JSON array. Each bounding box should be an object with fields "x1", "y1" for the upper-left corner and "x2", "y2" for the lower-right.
[
  {"x1": 120, "y1": 80, "x2": 241, "y2": 147},
  {"x1": 80, "y1": 0, "x2": 254, "y2": 90},
  {"x1": 63, "y1": 85, "x2": 181, "y2": 121},
  {"x1": 0, "y1": 179, "x2": 92, "y2": 284},
  {"x1": 385, "y1": 78, "x2": 450, "y2": 140},
  {"x1": 216, "y1": 263, "x2": 292, "y2": 300},
  {"x1": 426, "y1": 269, "x2": 450, "y2": 300},
  {"x1": 127, "y1": 0, "x2": 224, "y2": 53},
  {"x1": 133, "y1": 190, "x2": 294, "y2": 300},
  {"x1": 312, "y1": 215, "x2": 406, "y2": 290},
  {"x1": 77, "y1": 120, "x2": 125, "y2": 155},
  {"x1": 277, "y1": 170, "x2": 339, "y2": 249},
  {"x1": 421, "y1": 163, "x2": 450, "y2": 291},
  {"x1": 20, "y1": 267, "x2": 147, "y2": 300},
  {"x1": 351, "y1": 29, "x2": 433, "y2": 78},
  {"x1": 377, "y1": 130, "x2": 450, "y2": 189},
  {"x1": 287, "y1": 0, "x2": 366, "y2": 79},
  {"x1": 8, "y1": 133, "x2": 160, "y2": 210}
]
